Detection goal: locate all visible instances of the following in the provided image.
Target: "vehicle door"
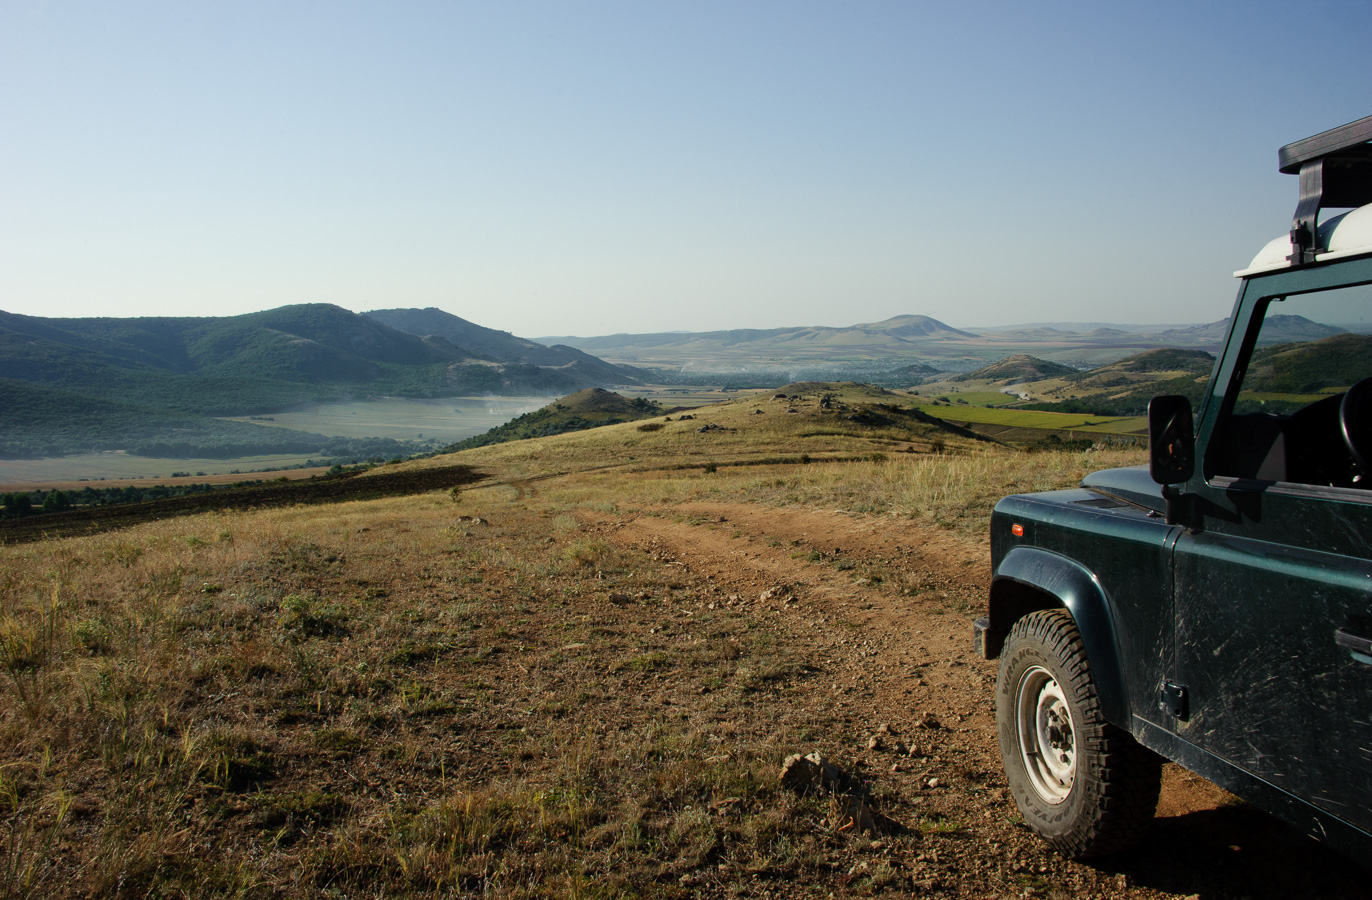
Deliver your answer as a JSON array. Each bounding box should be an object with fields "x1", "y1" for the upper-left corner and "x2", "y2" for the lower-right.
[{"x1": 1172, "y1": 275, "x2": 1372, "y2": 835}]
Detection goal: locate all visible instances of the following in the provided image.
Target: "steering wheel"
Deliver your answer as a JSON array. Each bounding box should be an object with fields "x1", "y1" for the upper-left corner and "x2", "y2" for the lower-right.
[{"x1": 1339, "y1": 377, "x2": 1372, "y2": 475}]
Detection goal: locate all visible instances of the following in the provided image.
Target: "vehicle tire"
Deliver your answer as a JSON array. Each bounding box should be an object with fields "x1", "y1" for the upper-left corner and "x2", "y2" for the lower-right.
[{"x1": 996, "y1": 608, "x2": 1161, "y2": 858}]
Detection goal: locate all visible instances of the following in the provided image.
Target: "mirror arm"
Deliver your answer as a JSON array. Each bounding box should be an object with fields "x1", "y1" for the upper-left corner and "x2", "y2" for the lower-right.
[{"x1": 1162, "y1": 484, "x2": 1188, "y2": 526}]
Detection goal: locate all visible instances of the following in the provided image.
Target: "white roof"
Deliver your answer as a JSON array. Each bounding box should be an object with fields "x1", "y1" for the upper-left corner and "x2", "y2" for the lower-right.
[{"x1": 1236, "y1": 203, "x2": 1372, "y2": 277}]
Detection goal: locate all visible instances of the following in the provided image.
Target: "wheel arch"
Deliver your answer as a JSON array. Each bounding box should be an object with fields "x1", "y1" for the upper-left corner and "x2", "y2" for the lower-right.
[{"x1": 987, "y1": 546, "x2": 1131, "y2": 727}]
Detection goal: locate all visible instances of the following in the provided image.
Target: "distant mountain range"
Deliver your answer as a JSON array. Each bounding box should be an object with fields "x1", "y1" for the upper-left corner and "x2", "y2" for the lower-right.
[
  {"x1": 0, "y1": 304, "x2": 641, "y2": 459},
  {"x1": 539, "y1": 315, "x2": 980, "y2": 367},
  {"x1": 541, "y1": 313, "x2": 1346, "y2": 375}
]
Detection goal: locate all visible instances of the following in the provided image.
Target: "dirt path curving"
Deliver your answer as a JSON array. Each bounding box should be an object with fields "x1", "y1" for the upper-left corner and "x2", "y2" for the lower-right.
[{"x1": 584, "y1": 500, "x2": 1367, "y2": 899}]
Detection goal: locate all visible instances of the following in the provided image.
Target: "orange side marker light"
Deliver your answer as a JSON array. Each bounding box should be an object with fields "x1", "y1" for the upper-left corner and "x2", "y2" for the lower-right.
[{"x1": 1011, "y1": 523, "x2": 1024, "y2": 537}]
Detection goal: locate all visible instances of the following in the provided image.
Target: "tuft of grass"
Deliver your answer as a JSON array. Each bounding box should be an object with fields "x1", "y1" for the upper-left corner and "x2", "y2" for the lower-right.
[{"x1": 613, "y1": 650, "x2": 671, "y2": 674}]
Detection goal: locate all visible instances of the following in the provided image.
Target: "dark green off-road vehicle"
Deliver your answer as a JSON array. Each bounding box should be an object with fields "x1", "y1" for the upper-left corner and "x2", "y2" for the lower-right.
[{"x1": 975, "y1": 115, "x2": 1372, "y2": 866}]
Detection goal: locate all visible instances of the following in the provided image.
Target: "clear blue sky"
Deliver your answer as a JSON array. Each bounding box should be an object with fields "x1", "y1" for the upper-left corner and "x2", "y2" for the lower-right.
[{"x1": 2, "y1": 1, "x2": 1369, "y2": 338}]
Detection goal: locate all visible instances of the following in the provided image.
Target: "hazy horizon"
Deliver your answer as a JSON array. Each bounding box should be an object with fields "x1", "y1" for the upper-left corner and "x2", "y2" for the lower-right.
[
  {"x1": 1, "y1": 302, "x2": 1227, "y2": 342},
  {"x1": 4, "y1": 2, "x2": 1370, "y2": 338}
]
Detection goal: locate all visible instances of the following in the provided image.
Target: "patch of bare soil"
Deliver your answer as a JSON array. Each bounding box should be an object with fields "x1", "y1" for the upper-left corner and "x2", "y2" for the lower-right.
[{"x1": 586, "y1": 500, "x2": 1366, "y2": 898}]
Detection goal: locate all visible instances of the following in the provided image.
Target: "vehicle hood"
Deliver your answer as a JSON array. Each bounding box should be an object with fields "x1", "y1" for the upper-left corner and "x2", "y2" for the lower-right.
[{"x1": 1080, "y1": 465, "x2": 1165, "y2": 514}]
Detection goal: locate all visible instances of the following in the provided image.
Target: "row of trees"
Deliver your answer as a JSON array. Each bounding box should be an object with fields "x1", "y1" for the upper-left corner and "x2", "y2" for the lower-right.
[
  {"x1": 0, "y1": 483, "x2": 229, "y2": 519},
  {"x1": 2, "y1": 490, "x2": 73, "y2": 518}
]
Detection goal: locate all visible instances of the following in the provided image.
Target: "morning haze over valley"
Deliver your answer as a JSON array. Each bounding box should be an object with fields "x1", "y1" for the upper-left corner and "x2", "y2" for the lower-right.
[{"x1": 5, "y1": 299, "x2": 1335, "y2": 484}]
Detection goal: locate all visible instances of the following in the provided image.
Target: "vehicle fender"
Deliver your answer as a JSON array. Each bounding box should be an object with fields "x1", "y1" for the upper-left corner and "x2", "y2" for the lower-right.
[{"x1": 989, "y1": 545, "x2": 1130, "y2": 727}]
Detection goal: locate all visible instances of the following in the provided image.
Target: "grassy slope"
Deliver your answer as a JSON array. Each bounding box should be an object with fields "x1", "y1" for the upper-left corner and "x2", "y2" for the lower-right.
[
  {"x1": 445, "y1": 388, "x2": 663, "y2": 451},
  {"x1": 916, "y1": 347, "x2": 1218, "y2": 422},
  {"x1": 8, "y1": 382, "x2": 1363, "y2": 896}
]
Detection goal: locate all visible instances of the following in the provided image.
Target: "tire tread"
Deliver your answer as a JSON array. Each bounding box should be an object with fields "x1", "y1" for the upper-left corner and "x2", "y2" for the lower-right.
[{"x1": 998, "y1": 608, "x2": 1161, "y2": 858}]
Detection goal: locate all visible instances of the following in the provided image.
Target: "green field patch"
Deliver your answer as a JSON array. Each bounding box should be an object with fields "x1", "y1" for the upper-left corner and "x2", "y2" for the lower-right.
[
  {"x1": 931, "y1": 390, "x2": 1023, "y2": 407},
  {"x1": 1072, "y1": 416, "x2": 1148, "y2": 434},
  {"x1": 914, "y1": 404, "x2": 1146, "y2": 435}
]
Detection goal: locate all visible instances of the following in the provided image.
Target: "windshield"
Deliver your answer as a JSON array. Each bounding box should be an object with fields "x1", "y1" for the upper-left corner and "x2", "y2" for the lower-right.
[{"x1": 1211, "y1": 283, "x2": 1372, "y2": 486}]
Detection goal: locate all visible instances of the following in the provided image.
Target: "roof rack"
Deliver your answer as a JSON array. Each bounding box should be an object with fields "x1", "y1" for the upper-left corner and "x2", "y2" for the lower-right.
[{"x1": 1280, "y1": 114, "x2": 1372, "y2": 265}]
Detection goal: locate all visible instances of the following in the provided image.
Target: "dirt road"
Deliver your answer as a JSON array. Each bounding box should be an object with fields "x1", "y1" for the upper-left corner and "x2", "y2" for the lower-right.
[{"x1": 588, "y1": 500, "x2": 1366, "y2": 898}]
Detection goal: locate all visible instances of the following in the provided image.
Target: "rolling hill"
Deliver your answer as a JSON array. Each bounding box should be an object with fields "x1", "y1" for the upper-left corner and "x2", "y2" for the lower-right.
[
  {"x1": 951, "y1": 355, "x2": 1077, "y2": 383},
  {"x1": 541, "y1": 313, "x2": 1347, "y2": 377},
  {"x1": 0, "y1": 304, "x2": 643, "y2": 459},
  {"x1": 539, "y1": 315, "x2": 981, "y2": 370},
  {"x1": 364, "y1": 307, "x2": 641, "y2": 387},
  {"x1": 445, "y1": 388, "x2": 662, "y2": 451}
]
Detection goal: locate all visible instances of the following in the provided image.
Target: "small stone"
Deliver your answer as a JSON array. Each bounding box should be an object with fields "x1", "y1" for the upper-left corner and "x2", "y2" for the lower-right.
[
  {"x1": 926, "y1": 777, "x2": 939, "y2": 789},
  {"x1": 867, "y1": 736, "x2": 882, "y2": 751}
]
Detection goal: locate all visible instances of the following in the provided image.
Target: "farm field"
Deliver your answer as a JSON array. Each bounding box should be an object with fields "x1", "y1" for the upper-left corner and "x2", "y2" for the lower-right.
[
  {"x1": 0, "y1": 451, "x2": 332, "y2": 488},
  {"x1": 1, "y1": 383, "x2": 1362, "y2": 898},
  {"x1": 912, "y1": 403, "x2": 1148, "y2": 435},
  {"x1": 915, "y1": 390, "x2": 1023, "y2": 406}
]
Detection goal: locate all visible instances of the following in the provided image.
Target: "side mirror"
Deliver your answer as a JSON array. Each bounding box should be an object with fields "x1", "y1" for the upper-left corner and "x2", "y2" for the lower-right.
[{"x1": 1148, "y1": 395, "x2": 1194, "y2": 485}]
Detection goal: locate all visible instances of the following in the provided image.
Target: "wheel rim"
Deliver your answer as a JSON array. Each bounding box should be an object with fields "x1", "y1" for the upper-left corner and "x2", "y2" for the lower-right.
[{"x1": 1015, "y1": 664, "x2": 1076, "y2": 803}]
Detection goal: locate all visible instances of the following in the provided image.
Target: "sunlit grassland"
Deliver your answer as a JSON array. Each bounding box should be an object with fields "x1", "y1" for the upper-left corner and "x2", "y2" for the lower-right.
[
  {"x1": 0, "y1": 383, "x2": 1147, "y2": 897},
  {"x1": 413, "y1": 384, "x2": 973, "y2": 482},
  {"x1": 397, "y1": 383, "x2": 1147, "y2": 534},
  {"x1": 0, "y1": 486, "x2": 862, "y2": 895},
  {"x1": 522, "y1": 447, "x2": 1146, "y2": 535}
]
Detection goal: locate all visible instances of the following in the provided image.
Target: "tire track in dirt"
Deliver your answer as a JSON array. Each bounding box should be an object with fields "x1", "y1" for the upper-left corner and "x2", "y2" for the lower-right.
[
  {"x1": 586, "y1": 500, "x2": 990, "y2": 700},
  {"x1": 582, "y1": 501, "x2": 1370, "y2": 898}
]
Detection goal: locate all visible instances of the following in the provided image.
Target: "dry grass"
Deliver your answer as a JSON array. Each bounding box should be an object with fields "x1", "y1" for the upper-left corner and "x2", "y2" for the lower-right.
[
  {"x1": 502, "y1": 446, "x2": 1143, "y2": 536},
  {"x1": 0, "y1": 495, "x2": 850, "y2": 897},
  {"x1": 0, "y1": 386, "x2": 1152, "y2": 898}
]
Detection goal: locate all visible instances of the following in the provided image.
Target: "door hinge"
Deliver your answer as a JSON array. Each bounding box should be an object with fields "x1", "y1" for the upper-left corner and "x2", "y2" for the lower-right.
[{"x1": 1160, "y1": 682, "x2": 1189, "y2": 720}]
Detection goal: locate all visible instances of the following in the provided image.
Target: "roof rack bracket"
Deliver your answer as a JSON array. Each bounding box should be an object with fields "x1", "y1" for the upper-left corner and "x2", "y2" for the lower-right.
[
  {"x1": 1289, "y1": 160, "x2": 1324, "y2": 265},
  {"x1": 1279, "y1": 114, "x2": 1372, "y2": 267}
]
